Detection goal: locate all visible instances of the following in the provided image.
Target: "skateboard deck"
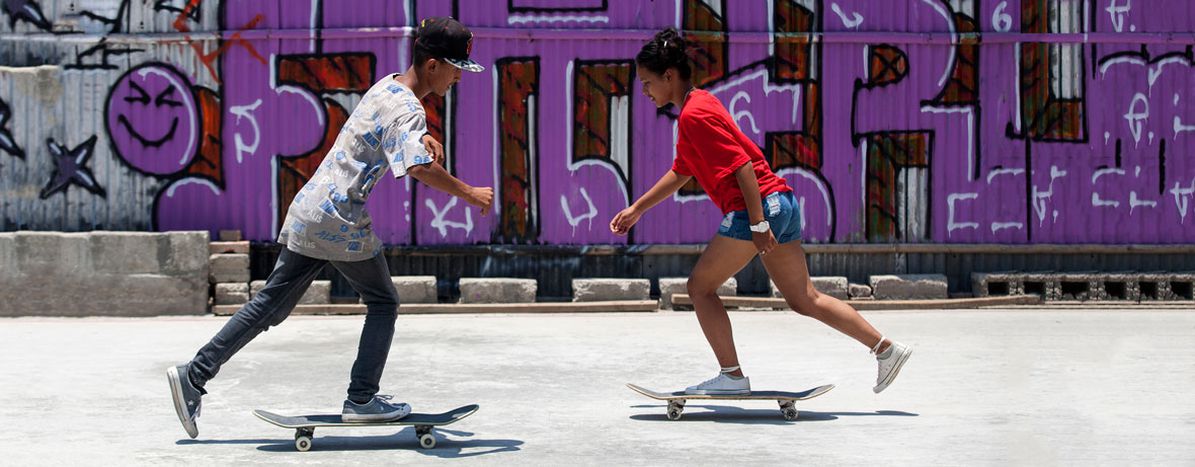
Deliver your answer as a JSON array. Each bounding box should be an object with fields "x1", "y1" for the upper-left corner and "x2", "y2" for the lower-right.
[
  {"x1": 254, "y1": 404, "x2": 478, "y2": 451},
  {"x1": 627, "y1": 383, "x2": 834, "y2": 420}
]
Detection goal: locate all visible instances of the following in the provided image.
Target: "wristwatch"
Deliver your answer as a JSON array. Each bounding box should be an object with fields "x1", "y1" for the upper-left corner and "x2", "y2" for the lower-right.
[{"x1": 749, "y1": 220, "x2": 771, "y2": 233}]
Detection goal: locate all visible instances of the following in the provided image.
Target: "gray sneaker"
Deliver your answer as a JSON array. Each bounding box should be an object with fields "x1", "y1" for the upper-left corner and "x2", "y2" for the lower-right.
[
  {"x1": 167, "y1": 363, "x2": 203, "y2": 438},
  {"x1": 342, "y1": 395, "x2": 411, "y2": 422}
]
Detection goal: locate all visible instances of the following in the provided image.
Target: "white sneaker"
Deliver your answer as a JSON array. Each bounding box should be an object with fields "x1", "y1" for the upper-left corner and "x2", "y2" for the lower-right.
[
  {"x1": 685, "y1": 373, "x2": 751, "y2": 395},
  {"x1": 873, "y1": 340, "x2": 912, "y2": 393}
]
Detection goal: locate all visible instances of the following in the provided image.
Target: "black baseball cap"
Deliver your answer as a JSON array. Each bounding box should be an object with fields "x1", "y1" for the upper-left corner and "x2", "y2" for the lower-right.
[{"x1": 415, "y1": 17, "x2": 484, "y2": 72}]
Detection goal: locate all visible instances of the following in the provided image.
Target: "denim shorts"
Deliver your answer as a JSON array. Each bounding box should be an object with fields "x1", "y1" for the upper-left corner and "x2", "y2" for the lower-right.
[{"x1": 717, "y1": 191, "x2": 802, "y2": 244}]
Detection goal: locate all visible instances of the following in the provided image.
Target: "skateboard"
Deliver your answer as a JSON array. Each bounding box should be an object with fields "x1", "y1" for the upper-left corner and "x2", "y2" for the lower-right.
[
  {"x1": 253, "y1": 404, "x2": 478, "y2": 451},
  {"x1": 627, "y1": 383, "x2": 834, "y2": 421}
]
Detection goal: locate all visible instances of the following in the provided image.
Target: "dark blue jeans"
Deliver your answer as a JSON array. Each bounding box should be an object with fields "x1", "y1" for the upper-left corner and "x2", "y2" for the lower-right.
[{"x1": 188, "y1": 249, "x2": 399, "y2": 402}]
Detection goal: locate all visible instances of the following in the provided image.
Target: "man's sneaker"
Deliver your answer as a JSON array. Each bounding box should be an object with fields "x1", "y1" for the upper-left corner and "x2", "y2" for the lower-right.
[
  {"x1": 342, "y1": 395, "x2": 412, "y2": 422},
  {"x1": 167, "y1": 364, "x2": 203, "y2": 438},
  {"x1": 684, "y1": 373, "x2": 751, "y2": 395},
  {"x1": 873, "y1": 340, "x2": 913, "y2": 393}
]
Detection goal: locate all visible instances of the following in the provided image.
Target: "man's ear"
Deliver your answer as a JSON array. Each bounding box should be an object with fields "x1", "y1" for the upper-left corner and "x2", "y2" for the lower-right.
[{"x1": 663, "y1": 69, "x2": 673, "y2": 83}]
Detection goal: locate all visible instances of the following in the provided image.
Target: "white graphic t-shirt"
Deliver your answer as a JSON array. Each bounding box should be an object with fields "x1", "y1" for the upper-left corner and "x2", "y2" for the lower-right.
[{"x1": 278, "y1": 75, "x2": 433, "y2": 262}]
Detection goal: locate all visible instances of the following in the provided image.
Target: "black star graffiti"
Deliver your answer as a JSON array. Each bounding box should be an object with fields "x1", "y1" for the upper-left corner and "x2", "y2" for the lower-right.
[
  {"x1": 40, "y1": 135, "x2": 106, "y2": 199},
  {"x1": 0, "y1": 98, "x2": 22, "y2": 159},
  {"x1": 2, "y1": 0, "x2": 52, "y2": 31}
]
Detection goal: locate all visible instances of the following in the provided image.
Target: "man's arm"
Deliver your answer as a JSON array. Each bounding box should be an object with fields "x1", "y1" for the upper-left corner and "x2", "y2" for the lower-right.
[{"x1": 408, "y1": 163, "x2": 494, "y2": 215}]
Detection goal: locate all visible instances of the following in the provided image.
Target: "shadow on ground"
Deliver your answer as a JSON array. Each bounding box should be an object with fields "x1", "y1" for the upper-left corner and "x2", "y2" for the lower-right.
[
  {"x1": 179, "y1": 427, "x2": 523, "y2": 458},
  {"x1": 629, "y1": 404, "x2": 919, "y2": 424}
]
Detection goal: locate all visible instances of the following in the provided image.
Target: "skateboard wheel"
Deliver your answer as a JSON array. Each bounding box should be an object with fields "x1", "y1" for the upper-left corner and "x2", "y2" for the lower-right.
[
  {"x1": 295, "y1": 435, "x2": 313, "y2": 452},
  {"x1": 783, "y1": 408, "x2": 799, "y2": 421},
  {"x1": 419, "y1": 433, "x2": 436, "y2": 449},
  {"x1": 666, "y1": 400, "x2": 685, "y2": 420}
]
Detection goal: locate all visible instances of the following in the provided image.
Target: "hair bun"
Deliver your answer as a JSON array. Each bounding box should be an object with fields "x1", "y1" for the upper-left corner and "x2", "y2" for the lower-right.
[{"x1": 637, "y1": 27, "x2": 694, "y2": 81}]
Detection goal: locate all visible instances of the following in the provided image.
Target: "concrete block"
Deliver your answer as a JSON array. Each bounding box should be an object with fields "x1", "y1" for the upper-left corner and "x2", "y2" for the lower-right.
[
  {"x1": 214, "y1": 283, "x2": 249, "y2": 305},
  {"x1": 1137, "y1": 273, "x2": 1173, "y2": 301},
  {"x1": 0, "y1": 234, "x2": 15, "y2": 279},
  {"x1": 392, "y1": 276, "x2": 437, "y2": 304},
  {"x1": 218, "y1": 230, "x2": 242, "y2": 241},
  {"x1": 870, "y1": 274, "x2": 948, "y2": 300},
  {"x1": 971, "y1": 272, "x2": 1024, "y2": 297},
  {"x1": 299, "y1": 280, "x2": 331, "y2": 305},
  {"x1": 250, "y1": 280, "x2": 267, "y2": 297},
  {"x1": 209, "y1": 253, "x2": 249, "y2": 283},
  {"x1": 1168, "y1": 273, "x2": 1195, "y2": 300},
  {"x1": 573, "y1": 278, "x2": 651, "y2": 302},
  {"x1": 0, "y1": 232, "x2": 209, "y2": 317},
  {"x1": 164, "y1": 231, "x2": 210, "y2": 276},
  {"x1": 1056, "y1": 273, "x2": 1105, "y2": 301},
  {"x1": 209, "y1": 241, "x2": 249, "y2": 255},
  {"x1": 106, "y1": 274, "x2": 208, "y2": 316},
  {"x1": 15, "y1": 231, "x2": 91, "y2": 276},
  {"x1": 1100, "y1": 273, "x2": 1140, "y2": 301},
  {"x1": 1, "y1": 273, "x2": 207, "y2": 317},
  {"x1": 251, "y1": 279, "x2": 329, "y2": 305},
  {"x1": 1018, "y1": 273, "x2": 1062, "y2": 301},
  {"x1": 1137, "y1": 272, "x2": 1195, "y2": 301},
  {"x1": 459, "y1": 278, "x2": 537, "y2": 304},
  {"x1": 771, "y1": 276, "x2": 848, "y2": 300},
  {"x1": 849, "y1": 283, "x2": 873, "y2": 299},
  {"x1": 90, "y1": 232, "x2": 159, "y2": 274},
  {"x1": 658, "y1": 277, "x2": 736, "y2": 310}
]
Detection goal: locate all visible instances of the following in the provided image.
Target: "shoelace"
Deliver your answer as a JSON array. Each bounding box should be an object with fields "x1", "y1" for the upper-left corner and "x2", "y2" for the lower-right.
[
  {"x1": 374, "y1": 394, "x2": 406, "y2": 408},
  {"x1": 697, "y1": 374, "x2": 727, "y2": 388}
]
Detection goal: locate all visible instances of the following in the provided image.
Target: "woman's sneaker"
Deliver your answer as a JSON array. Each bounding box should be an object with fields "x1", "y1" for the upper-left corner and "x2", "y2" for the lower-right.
[
  {"x1": 342, "y1": 395, "x2": 412, "y2": 422},
  {"x1": 874, "y1": 341, "x2": 913, "y2": 393},
  {"x1": 684, "y1": 373, "x2": 751, "y2": 395}
]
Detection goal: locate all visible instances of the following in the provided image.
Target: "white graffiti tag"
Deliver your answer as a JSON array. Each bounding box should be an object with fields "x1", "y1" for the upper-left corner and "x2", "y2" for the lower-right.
[{"x1": 425, "y1": 197, "x2": 474, "y2": 237}]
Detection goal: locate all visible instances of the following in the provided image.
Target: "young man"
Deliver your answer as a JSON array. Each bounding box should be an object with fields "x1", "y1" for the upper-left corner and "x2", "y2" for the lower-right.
[{"x1": 167, "y1": 17, "x2": 492, "y2": 439}]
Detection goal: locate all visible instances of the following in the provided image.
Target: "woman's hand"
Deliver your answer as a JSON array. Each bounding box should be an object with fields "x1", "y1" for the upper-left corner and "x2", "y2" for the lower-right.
[
  {"x1": 610, "y1": 206, "x2": 643, "y2": 236},
  {"x1": 752, "y1": 229, "x2": 778, "y2": 256}
]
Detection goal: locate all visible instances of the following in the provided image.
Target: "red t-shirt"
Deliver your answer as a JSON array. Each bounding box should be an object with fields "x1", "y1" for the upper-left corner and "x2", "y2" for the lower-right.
[{"x1": 672, "y1": 89, "x2": 791, "y2": 214}]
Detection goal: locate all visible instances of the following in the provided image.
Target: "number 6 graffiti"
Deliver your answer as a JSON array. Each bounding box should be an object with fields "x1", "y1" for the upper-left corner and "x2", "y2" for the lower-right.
[{"x1": 992, "y1": 1, "x2": 1013, "y2": 32}]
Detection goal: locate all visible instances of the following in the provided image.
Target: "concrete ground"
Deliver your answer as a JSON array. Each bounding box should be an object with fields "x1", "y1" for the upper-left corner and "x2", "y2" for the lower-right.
[{"x1": 2, "y1": 309, "x2": 1193, "y2": 465}]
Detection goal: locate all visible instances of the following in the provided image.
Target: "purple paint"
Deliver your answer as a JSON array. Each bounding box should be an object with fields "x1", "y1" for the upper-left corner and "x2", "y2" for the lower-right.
[
  {"x1": 92, "y1": 0, "x2": 1194, "y2": 245},
  {"x1": 106, "y1": 64, "x2": 199, "y2": 175}
]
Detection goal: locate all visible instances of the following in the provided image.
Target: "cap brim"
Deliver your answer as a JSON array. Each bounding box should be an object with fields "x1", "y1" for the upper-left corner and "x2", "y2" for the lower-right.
[{"x1": 443, "y1": 58, "x2": 485, "y2": 73}]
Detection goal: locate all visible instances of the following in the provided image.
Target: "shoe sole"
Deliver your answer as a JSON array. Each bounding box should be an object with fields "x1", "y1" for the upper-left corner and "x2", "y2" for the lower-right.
[
  {"x1": 874, "y1": 347, "x2": 913, "y2": 393},
  {"x1": 167, "y1": 366, "x2": 199, "y2": 438},
  {"x1": 342, "y1": 410, "x2": 412, "y2": 423},
  {"x1": 684, "y1": 390, "x2": 752, "y2": 396}
]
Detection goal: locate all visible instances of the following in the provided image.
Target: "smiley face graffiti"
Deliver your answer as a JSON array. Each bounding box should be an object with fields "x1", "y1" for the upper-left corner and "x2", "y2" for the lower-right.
[{"x1": 106, "y1": 63, "x2": 199, "y2": 175}]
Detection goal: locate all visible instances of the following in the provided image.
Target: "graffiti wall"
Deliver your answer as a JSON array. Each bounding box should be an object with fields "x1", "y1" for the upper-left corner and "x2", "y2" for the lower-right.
[{"x1": 0, "y1": 0, "x2": 1192, "y2": 245}]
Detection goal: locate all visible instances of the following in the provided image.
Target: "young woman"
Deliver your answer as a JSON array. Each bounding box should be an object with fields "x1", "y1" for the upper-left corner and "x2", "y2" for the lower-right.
[{"x1": 611, "y1": 28, "x2": 912, "y2": 395}]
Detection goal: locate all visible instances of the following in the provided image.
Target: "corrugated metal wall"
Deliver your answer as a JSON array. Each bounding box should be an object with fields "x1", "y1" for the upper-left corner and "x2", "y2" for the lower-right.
[{"x1": 2, "y1": 0, "x2": 1194, "y2": 247}]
